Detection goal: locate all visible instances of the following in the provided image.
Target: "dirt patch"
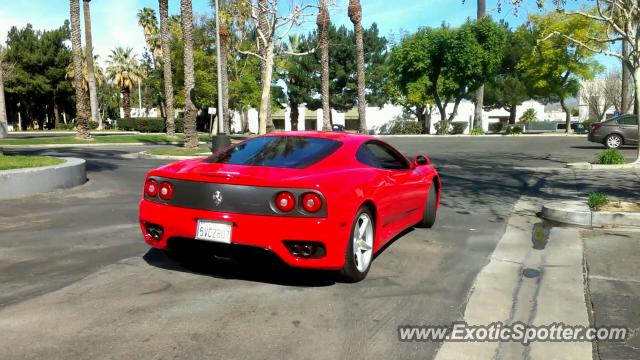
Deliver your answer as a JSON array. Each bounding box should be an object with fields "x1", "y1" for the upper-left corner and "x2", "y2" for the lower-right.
[{"x1": 596, "y1": 202, "x2": 640, "y2": 212}]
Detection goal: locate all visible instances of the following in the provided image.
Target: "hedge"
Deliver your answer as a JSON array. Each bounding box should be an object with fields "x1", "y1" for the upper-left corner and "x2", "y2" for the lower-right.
[
  {"x1": 115, "y1": 117, "x2": 184, "y2": 133},
  {"x1": 450, "y1": 121, "x2": 468, "y2": 135}
]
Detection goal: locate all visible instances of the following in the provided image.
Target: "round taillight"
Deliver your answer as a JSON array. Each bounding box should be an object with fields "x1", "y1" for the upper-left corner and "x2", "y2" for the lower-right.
[
  {"x1": 159, "y1": 182, "x2": 174, "y2": 200},
  {"x1": 145, "y1": 179, "x2": 158, "y2": 197},
  {"x1": 302, "y1": 193, "x2": 322, "y2": 213},
  {"x1": 275, "y1": 192, "x2": 295, "y2": 212}
]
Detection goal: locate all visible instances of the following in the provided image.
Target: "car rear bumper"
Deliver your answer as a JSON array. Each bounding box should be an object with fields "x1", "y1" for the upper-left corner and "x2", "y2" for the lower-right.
[
  {"x1": 139, "y1": 199, "x2": 349, "y2": 270},
  {"x1": 588, "y1": 132, "x2": 605, "y2": 143}
]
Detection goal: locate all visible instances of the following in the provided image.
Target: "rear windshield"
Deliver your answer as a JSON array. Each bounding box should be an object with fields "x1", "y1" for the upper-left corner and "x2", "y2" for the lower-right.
[{"x1": 205, "y1": 136, "x2": 342, "y2": 168}]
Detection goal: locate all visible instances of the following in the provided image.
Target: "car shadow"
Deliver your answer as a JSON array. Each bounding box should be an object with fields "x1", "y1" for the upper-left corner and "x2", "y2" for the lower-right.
[{"x1": 143, "y1": 247, "x2": 337, "y2": 287}]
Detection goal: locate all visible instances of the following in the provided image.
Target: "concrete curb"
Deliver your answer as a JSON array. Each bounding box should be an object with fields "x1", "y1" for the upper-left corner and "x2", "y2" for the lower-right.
[
  {"x1": 1, "y1": 141, "x2": 207, "y2": 149},
  {"x1": 567, "y1": 162, "x2": 640, "y2": 170},
  {"x1": 137, "y1": 151, "x2": 209, "y2": 160},
  {"x1": 0, "y1": 157, "x2": 86, "y2": 200},
  {"x1": 541, "y1": 200, "x2": 640, "y2": 227}
]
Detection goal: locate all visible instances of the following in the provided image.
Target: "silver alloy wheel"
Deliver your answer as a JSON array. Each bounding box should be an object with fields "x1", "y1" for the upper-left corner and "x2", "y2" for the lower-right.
[
  {"x1": 353, "y1": 213, "x2": 374, "y2": 273},
  {"x1": 606, "y1": 135, "x2": 622, "y2": 149}
]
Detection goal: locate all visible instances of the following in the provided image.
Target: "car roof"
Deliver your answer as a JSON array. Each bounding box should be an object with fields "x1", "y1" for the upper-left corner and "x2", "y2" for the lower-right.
[{"x1": 261, "y1": 131, "x2": 375, "y2": 144}]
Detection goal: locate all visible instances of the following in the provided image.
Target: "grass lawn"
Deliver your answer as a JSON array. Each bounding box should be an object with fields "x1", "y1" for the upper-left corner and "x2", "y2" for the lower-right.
[
  {"x1": 0, "y1": 133, "x2": 213, "y2": 145},
  {"x1": 0, "y1": 155, "x2": 65, "y2": 170},
  {"x1": 145, "y1": 147, "x2": 212, "y2": 156}
]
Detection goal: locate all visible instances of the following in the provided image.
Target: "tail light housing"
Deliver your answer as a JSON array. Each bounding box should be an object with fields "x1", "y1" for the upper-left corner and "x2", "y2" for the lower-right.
[
  {"x1": 275, "y1": 192, "x2": 295, "y2": 212},
  {"x1": 591, "y1": 123, "x2": 602, "y2": 132},
  {"x1": 145, "y1": 179, "x2": 158, "y2": 197},
  {"x1": 302, "y1": 193, "x2": 322, "y2": 213},
  {"x1": 159, "y1": 181, "x2": 174, "y2": 200}
]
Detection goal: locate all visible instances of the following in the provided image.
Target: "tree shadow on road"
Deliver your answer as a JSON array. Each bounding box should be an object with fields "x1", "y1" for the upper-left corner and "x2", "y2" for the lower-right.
[{"x1": 143, "y1": 247, "x2": 338, "y2": 287}]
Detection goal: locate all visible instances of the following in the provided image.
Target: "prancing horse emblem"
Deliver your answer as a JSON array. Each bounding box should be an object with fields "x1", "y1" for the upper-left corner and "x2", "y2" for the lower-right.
[{"x1": 213, "y1": 191, "x2": 223, "y2": 206}]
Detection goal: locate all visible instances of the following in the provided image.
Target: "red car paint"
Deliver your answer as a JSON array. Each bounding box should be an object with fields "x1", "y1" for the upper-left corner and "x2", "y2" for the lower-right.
[{"x1": 138, "y1": 131, "x2": 441, "y2": 270}]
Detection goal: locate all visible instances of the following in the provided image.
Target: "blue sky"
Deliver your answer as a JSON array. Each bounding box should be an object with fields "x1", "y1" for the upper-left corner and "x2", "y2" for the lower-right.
[{"x1": 0, "y1": 0, "x2": 615, "y2": 69}]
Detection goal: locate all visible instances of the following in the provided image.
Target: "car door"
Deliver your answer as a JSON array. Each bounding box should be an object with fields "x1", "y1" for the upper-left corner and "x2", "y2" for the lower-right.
[
  {"x1": 620, "y1": 115, "x2": 638, "y2": 144},
  {"x1": 357, "y1": 141, "x2": 426, "y2": 239}
]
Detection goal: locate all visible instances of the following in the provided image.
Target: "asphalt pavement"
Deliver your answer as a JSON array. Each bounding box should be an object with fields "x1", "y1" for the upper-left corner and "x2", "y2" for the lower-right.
[{"x1": 0, "y1": 135, "x2": 637, "y2": 359}]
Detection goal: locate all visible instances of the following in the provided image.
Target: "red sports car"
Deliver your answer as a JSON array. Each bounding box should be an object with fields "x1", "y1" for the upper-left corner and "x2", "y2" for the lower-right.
[{"x1": 139, "y1": 131, "x2": 441, "y2": 282}]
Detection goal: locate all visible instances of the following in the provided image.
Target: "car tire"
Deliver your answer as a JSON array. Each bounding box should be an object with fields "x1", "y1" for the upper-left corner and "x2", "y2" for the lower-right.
[
  {"x1": 339, "y1": 206, "x2": 375, "y2": 283},
  {"x1": 605, "y1": 134, "x2": 623, "y2": 149},
  {"x1": 416, "y1": 184, "x2": 438, "y2": 228}
]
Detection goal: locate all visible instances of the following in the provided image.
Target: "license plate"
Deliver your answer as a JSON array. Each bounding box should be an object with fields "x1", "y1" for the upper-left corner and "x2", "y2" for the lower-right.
[{"x1": 195, "y1": 220, "x2": 232, "y2": 244}]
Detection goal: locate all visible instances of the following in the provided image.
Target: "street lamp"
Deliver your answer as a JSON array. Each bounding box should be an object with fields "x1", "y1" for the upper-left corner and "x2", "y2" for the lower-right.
[{"x1": 211, "y1": 0, "x2": 230, "y2": 152}]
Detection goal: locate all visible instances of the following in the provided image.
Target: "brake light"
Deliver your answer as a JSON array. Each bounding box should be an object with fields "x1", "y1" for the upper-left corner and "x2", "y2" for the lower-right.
[
  {"x1": 591, "y1": 123, "x2": 602, "y2": 132},
  {"x1": 145, "y1": 179, "x2": 158, "y2": 197},
  {"x1": 159, "y1": 182, "x2": 174, "y2": 200},
  {"x1": 275, "y1": 192, "x2": 295, "y2": 212},
  {"x1": 302, "y1": 193, "x2": 322, "y2": 213}
]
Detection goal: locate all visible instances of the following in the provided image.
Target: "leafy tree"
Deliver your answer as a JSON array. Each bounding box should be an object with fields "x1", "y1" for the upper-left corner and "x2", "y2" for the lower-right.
[
  {"x1": 391, "y1": 19, "x2": 506, "y2": 134},
  {"x1": 519, "y1": 11, "x2": 605, "y2": 133},
  {"x1": 286, "y1": 24, "x2": 388, "y2": 117},
  {"x1": 4, "y1": 23, "x2": 75, "y2": 130},
  {"x1": 484, "y1": 24, "x2": 530, "y2": 124}
]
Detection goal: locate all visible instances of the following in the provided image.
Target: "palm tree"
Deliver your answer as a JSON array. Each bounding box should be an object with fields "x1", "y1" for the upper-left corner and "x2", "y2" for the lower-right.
[
  {"x1": 137, "y1": 7, "x2": 163, "y2": 64},
  {"x1": 159, "y1": 0, "x2": 175, "y2": 136},
  {"x1": 106, "y1": 47, "x2": 143, "y2": 118},
  {"x1": 69, "y1": 0, "x2": 91, "y2": 139},
  {"x1": 65, "y1": 50, "x2": 105, "y2": 91},
  {"x1": 0, "y1": 46, "x2": 7, "y2": 138},
  {"x1": 317, "y1": 0, "x2": 331, "y2": 131},
  {"x1": 180, "y1": 0, "x2": 198, "y2": 148},
  {"x1": 473, "y1": 0, "x2": 486, "y2": 130},
  {"x1": 82, "y1": 0, "x2": 101, "y2": 129},
  {"x1": 348, "y1": 0, "x2": 367, "y2": 134}
]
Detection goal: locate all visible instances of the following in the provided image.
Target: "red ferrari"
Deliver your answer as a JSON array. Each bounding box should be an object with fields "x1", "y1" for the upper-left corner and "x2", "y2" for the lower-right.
[{"x1": 139, "y1": 131, "x2": 441, "y2": 282}]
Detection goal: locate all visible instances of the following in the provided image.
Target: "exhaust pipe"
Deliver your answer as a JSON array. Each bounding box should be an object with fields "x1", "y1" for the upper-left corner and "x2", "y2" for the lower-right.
[{"x1": 145, "y1": 224, "x2": 164, "y2": 241}]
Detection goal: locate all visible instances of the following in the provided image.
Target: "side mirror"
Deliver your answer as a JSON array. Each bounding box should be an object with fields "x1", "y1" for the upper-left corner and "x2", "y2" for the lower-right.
[{"x1": 414, "y1": 155, "x2": 429, "y2": 166}]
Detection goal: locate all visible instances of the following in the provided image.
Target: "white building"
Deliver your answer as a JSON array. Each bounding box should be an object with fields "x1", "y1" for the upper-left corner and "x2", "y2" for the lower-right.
[{"x1": 232, "y1": 100, "x2": 548, "y2": 134}]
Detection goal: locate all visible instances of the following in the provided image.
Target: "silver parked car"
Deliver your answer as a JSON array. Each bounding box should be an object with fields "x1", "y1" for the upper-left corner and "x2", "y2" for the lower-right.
[{"x1": 588, "y1": 115, "x2": 638, "y2": 149}]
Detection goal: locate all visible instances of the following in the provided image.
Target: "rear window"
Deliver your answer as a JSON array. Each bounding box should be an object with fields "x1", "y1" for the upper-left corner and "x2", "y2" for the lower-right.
[{"x1": 205, "y1": 136, "x2": 341, "y2": 168}]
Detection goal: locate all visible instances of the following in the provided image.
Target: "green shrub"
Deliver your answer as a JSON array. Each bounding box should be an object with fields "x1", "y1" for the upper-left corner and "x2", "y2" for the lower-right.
[
  {"x1": 378, "y1": 117, "x2": 422, "y2": 135},
  {"x1": 450, "y1": 121, "x2": 468, "y2": 135},
  {"x1": 595, "y1": 149, "x2": 626, "y2": 164},
  {"x1": 587, "y1": 192, "x2": 609, "y2": 210},
  {"x1": 506, "y1": 125, "x2": 523, "y2": 135},
  {"x1": 582, "y1": 119, "x2": 597, "y2": 130},
  {"x1": 434, "y1": 121, "x2": 449, "y2": 135},
  {"x1": 519, "y1": 108, "x2": 538, "y2": 124},
  {"x1": 88, "y1": 121, "x2": 99, "y2": 130},
  {"x1": 470, "y1": 127, "x2": 485, "y2": 135},
  {"x1": 489, "y1": 122, "x2": 503, "y2": 133},
  {"x1": 55, "y1": 122, "x2": 75, "y2": 130},
  {"x1": 115, "y1": 117, "x2": 184, "y2": 133}
]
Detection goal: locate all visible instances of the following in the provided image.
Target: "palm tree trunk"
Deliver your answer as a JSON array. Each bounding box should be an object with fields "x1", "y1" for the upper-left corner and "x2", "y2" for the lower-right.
[
  {"x1": 122, "y1": 88, "x2": 132, "y2": 118},
  {"x1": 473, "y1": 0, "x2": 486, "y2": 130},
  {"x1": 181, "y1": 0, "x2": 198, "y2": 147},
  {"x1": 220, "y1": 24, "x2": 231, "y2": 134},
  {"x1": 317, "y1": 1, "x2": 331, "y2": 131},
  {"x1": 349, "y1": 0, "x2": 367, "y2": 133},
  {"x1": 159, "y1": 0, "x2": 176, "y2": 136},
  {"x1": 83, "y1": 0, "x2": 101, "y2": 129},
  {"x1": 70, "y1": 0, "x2": 91, "y2": 139},
  {"x1": 0, "y1": 56, "x2": 7, "y2": 138}
]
